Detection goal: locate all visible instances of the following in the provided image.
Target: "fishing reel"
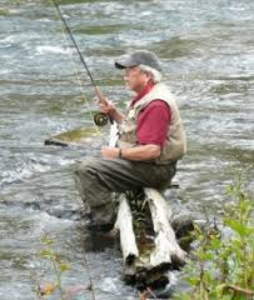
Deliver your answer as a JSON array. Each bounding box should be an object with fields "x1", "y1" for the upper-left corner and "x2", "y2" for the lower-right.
[{"x1": 93, "y1": 112, "x2": 109, "y2": 126}]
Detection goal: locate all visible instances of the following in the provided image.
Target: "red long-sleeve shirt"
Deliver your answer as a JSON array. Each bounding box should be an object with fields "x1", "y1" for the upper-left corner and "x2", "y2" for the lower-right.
[{"x1": 130, "y1": 82, "x2": 171, "y2": 147}]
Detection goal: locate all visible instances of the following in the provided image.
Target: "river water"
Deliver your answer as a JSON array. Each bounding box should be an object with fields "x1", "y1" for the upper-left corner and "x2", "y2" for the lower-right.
[{"x1": 0, "y1": 0, "x2": 253, "y2": 299}]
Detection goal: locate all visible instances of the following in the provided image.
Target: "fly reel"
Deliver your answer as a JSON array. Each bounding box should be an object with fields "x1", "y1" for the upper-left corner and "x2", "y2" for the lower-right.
[{"x1": 93, "y1": 112, "x2": 109, "y2": 126}]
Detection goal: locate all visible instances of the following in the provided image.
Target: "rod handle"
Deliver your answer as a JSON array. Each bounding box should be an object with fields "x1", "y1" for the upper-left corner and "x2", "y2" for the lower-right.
[
  {"x1": 94, "y1": 86, "x2": 113, "y2": 124},
  {"x1": 94, "y1": 86, "x2": 107, "y2": 105}
]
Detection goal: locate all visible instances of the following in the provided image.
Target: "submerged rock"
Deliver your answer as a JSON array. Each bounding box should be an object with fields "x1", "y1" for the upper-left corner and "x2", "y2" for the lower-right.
[{"x1": 44, "y1": 126, "x2": 101, "y2": 147}]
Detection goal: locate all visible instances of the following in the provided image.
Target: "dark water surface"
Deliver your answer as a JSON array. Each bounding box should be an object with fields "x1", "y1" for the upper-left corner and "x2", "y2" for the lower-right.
[{"x1": 0, "y1": 0, "x2": 253, "y2": 299}]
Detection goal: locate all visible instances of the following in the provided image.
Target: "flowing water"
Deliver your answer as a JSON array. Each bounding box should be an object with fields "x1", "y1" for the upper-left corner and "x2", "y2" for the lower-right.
[{"x1": 0, "y1": 0, "x2": 253, "y2": 299}]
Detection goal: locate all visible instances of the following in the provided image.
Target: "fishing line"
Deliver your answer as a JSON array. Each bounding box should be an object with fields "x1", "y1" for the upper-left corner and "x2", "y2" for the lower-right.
[
  {"x1": 49, "y1": 0, "x2": 110, "y2": 138},
  {"x1": 51, "y1": 0, "x2": 97, "y2": 87}
]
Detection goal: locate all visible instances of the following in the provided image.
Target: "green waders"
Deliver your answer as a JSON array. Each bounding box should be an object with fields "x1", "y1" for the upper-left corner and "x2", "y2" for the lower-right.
[{"x1": 74, "y1": 157, "x2": 176, "y2": 227}]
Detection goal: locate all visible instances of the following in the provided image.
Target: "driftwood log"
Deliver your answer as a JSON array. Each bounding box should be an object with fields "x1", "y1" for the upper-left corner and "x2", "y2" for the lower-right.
[
  {"x1": 114, "y1": 194, "x2": 139, "y2": 266},
  {"x1": 113, "y1": 187, "x2": 186, "y2": 288},
  {"x1": 114, "y1": 189, "x2": 186, "y2": 267},
  {"x1": 145, "y1": 188, "x2": 186, "y2": 266}
]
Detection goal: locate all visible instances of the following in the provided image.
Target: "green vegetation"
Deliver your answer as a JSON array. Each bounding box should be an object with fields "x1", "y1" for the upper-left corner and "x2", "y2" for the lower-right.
[
  {"x1": 174, "y1": 175, "x2": 254, "y2": 300},
  {"x1": 34, "y1": 235, "x2": 70, "y2": 299},
  {"x1": 33, "y1": 235, "x2": 96, "y2": 299}
]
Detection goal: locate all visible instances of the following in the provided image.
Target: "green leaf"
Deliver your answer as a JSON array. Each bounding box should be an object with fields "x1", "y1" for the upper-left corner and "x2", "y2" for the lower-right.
[
  {"x1": 210, "y1": 238, "x2": 221, "y2": 250},
  {"x1": 40, "y1": 236, "x2": 54, "y2": 246},
  {"x1": 225, "y1": 185, "x2": 234, "y2": 195},
  {"x1": 59, "y1": 263, "x2": 70, "y2": 273},
  {"x1": 186, "y1": 276, "x2": 200, "y2": 286},
  {"x1": 198, "y1": 252, "x2": 214, "y2": 261},
  {"x1": 224, "y1": 219, "x2": 254, "y2": 237},
  {"x1": 215, "y1": 283, "x2": 226, "y2": 295},
  {"x1": 39, "y1": 249, "x2": 53, "y2": 259}
]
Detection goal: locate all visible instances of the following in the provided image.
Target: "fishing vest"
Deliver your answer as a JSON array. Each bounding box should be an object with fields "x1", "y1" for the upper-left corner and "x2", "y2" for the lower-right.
[{"x1": 117, "y1": 83, "x2": 187, "y2": 164}]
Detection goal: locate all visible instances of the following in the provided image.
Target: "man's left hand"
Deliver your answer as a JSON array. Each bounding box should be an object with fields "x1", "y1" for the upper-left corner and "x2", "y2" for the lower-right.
[{"x1": 100, "y1": 146, "x2": 119, "y2": 159}]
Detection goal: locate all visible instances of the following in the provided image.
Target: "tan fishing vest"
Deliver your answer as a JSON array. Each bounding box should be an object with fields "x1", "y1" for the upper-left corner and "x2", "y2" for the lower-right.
[{"x1": 117, "y1": 83, "x2": 187, "y2": 164}]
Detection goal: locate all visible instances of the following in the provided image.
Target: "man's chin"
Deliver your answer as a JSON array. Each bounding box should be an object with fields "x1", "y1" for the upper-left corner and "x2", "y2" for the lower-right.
[{"x1": 125, "y1": 83, "x2": 134, "y2": 91}]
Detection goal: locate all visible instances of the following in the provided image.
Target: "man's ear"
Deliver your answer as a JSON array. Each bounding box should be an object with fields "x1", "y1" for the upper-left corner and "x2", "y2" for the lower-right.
[{"x1": 144, "y1": 72, "x2": 152, "y2": 84}]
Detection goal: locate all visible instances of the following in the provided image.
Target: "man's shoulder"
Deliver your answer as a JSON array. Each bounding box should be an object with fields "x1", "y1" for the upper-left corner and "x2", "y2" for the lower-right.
[
  {"x1": 146, "y1": 83, "x2": 175, "y2": 103},
  {"x1": 145, "y1": 99, "x2": 170, "y2": 109},
  {"x1": 134, "y1": 82, "x2": 175, "y2": 113},
  {"x1": 152, "y1": 82, "x2": 171, "y2": 93}
]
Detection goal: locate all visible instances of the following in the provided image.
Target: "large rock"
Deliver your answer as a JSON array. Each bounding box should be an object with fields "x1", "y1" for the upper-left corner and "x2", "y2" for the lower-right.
[{"x1": 44, "y1": 126, "x2": 101, "y2": 147}]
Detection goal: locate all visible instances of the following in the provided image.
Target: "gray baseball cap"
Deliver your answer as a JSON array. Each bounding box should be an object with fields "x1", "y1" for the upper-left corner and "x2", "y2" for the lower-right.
[{"x1": 115, "y1": 50, "x2": 162, "y2": 72}]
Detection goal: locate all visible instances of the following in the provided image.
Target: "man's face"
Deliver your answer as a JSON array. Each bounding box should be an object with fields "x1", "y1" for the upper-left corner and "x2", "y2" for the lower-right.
[{"x1": 123, "y1": 66, "x2": 150, "y2": 92}]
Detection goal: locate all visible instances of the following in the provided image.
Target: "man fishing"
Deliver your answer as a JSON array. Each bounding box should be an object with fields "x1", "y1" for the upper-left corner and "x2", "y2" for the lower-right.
[{"x1": 74, "y1": 50, "x2": 186, "y2": 229}]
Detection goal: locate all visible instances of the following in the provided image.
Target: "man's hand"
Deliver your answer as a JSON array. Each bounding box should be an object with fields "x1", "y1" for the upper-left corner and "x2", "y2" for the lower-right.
[
  {"x1": 97, "y1": 99, "x2": 124, "y2": 124},
  {"x1": 99, "y1": 100, "x2": 116, "y2": 115},
  {"x1": 100, "y1": 146, "x2": 119, "y2": 159}
]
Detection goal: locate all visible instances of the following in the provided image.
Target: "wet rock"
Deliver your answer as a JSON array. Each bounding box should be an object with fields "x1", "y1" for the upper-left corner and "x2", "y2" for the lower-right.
[
  {"x1": 44, "y1": 126, "x2": 101, "y2": 147},
  {"x1": 171, "y1": 214, "x2": 195, "y2": 252}
]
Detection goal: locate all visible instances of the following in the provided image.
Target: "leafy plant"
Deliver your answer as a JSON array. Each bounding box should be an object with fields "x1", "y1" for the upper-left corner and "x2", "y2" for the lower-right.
[
  {"x1": 174, "y1": 175, "x2": 254, "y2": 300},
  {"x1": 33, "y1": 234, "x2": 96, "y2": 300},
  {"x1": 34, "y1": 235, "x2": 70, "y2": 300}
]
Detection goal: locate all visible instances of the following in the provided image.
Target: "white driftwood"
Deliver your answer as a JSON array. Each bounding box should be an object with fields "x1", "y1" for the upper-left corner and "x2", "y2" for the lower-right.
[
  {"x1": 145, "y1": 188, "x2": 186, "y2": 266},
  {"x1": 114, "y1": 195, "x2": 139, "y2": 265}
]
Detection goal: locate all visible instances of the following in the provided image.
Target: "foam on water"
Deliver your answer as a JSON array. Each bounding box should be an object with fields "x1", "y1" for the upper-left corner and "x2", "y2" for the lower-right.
[
  {"x1": 36, "y1": 45, "x2": 72, "y2": 55},
  {"x1": 0, "y1": 153, "x2": 75, "y2": 188},
  {"x1": 0, "y1": 35, "x2": 16, "y2": 45}
]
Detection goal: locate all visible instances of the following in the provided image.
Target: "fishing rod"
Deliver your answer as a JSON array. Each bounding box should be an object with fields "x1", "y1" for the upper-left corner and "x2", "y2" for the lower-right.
[{"x1": 51, "y1": 0, "x2": 111, "y2": 126}]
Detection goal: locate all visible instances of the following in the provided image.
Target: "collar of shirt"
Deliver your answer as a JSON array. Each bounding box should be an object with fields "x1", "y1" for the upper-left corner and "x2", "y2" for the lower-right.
[{"x1": 130, "y1": 81, "x2": 155, "y2": 107}]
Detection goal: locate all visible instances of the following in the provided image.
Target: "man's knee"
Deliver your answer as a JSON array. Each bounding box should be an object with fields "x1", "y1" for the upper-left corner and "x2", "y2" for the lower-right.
[
  {"x1": 74, "y1": 158, "x2": 112, "y2": 200},
  {"x1": 74, "y1": 158, "x2": 100, "y2": 179},
  {"x1": 74, "y1": 160, "x2": 99, "y2": 199}
]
